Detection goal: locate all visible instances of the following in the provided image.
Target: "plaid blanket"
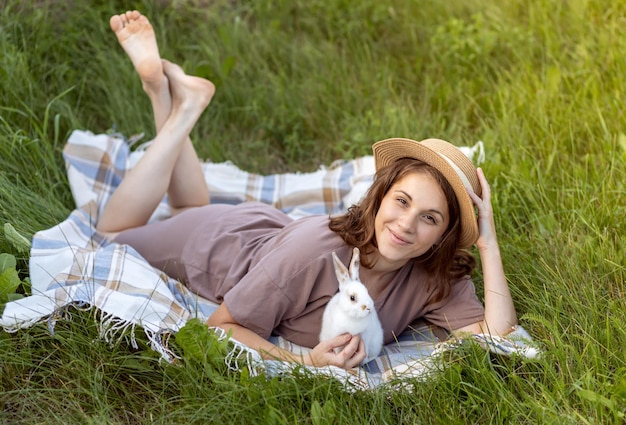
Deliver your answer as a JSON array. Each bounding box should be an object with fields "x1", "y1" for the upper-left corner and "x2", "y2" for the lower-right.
[{"x1": 0, "y1": 130, "x2": 538, "y2": 390}]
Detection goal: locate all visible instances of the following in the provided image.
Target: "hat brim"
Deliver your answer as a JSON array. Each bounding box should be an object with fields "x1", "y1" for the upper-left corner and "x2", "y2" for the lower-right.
[{"x1": 372, "y1": 137, "x2": 479, "y2": 248}]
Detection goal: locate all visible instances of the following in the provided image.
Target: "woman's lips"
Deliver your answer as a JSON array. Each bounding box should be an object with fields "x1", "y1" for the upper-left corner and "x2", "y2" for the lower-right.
[{"x1": 388, "y1": 228, "x2": 411, "y2": 245}]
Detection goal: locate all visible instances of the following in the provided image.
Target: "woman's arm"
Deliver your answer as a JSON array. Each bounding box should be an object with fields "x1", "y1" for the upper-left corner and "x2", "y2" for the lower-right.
[
  {"x1": 452, "y1": 167, "x2": 518, "y2": 336},
  {"x1": 207, "y1": 303, "x2": 366, "y2": 369}
]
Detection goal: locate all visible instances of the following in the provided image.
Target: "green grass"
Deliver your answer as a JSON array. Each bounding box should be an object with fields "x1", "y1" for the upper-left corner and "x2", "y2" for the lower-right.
[{"x1": 1, "y1": 0, "x2": 625, "y2": 423}]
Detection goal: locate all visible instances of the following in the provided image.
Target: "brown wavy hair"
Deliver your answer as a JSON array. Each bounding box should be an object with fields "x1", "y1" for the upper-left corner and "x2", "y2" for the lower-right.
[{"x1": 328, "y1": 158, "x2": 476, "y2": 303}]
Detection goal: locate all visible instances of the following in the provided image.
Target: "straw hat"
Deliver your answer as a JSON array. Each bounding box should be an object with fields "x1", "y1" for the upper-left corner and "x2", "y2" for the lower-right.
[{"x1": 372, "y1": 137, "x2": 482, "y2": 248}]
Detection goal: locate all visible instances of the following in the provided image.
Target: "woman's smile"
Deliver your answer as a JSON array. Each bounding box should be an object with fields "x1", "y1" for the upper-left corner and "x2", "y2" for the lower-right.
[{"x1": 387, "y1": 227, "x2": 411, "y2": 245}]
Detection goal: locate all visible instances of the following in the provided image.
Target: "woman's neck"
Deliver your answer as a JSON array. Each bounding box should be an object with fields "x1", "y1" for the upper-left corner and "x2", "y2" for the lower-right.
[
  {"x1": 363, "y1": 249, "x2": 408, "y2": 273},
  {"x1": 359, "y1": 266, "x2": 397, "y2": 299}
]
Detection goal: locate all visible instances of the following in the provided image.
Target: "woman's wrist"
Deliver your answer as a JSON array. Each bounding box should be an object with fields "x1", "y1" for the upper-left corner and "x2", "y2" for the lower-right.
[{"x1": 476, "y1": 236, "x2": 500, "y2": 253}]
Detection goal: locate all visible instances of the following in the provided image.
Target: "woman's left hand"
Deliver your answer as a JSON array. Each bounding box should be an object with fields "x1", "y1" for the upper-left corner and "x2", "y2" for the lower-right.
[{"x1": 467, "y1": 167, "x2": 498, "y2": 251}]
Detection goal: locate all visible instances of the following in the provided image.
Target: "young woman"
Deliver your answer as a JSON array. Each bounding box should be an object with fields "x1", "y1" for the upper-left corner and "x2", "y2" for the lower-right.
[{"x1": 99, "y1": 11, "x2": 517, "y2": 370}]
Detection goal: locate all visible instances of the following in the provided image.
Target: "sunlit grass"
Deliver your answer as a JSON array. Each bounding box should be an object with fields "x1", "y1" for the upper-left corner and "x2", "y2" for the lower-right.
[{"x1": 1, "y1": 0, "x2": 625, "y2": 423}]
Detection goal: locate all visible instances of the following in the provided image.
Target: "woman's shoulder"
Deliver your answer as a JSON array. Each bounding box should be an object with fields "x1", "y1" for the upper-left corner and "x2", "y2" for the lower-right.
[
  {"x1": 279, "y1": 214, "x2": 333, "y2": 238},
  {"x1": 265, "y1": 215, "x2": 351, "y2": 265}
]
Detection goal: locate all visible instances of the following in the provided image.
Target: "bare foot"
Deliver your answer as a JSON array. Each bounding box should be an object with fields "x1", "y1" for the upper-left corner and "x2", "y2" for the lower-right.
[
  {"x1": 110, "y1": 10, "x2": 163, "y2": 85},
  {"x1": 162, "y1": 60, "x2": 215, "y2": 115}
]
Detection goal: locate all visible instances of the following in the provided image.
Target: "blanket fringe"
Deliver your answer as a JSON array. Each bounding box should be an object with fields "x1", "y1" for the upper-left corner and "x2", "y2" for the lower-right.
[
  {"x1": 144, "y1": 328, "x2": 181, "y2": 363},
  {"x1": 98, "y1": 311, "x2": 139, "y2": 350},
  {"x1": 46, "y1": 302, "x2": 91, "y2": 335},
  {"x1": 210, "y1": 326, "x2": 264, "y2": 377},
  {"x1": 41, "y1": 302, "x2": 180, "y2": 363}
]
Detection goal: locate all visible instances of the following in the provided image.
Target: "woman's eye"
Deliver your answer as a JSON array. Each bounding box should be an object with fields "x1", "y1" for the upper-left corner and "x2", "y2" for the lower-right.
[
  {"x1": 396, "y1": 197, "x2": 408, "y2": 206},
  {"x1": 425, "y1": 215, "x2": 436, "y2": 224}
]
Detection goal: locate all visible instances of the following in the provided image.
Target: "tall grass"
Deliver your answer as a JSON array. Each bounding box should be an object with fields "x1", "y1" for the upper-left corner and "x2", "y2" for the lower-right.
[{"x1": 1, "y1": 0, "x2": 625, "y2": 423}]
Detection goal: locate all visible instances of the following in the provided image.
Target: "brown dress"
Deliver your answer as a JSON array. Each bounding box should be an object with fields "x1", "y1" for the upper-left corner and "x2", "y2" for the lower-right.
[{"x1": 114, "y1": 202, "x2": 485, "y2": 348}]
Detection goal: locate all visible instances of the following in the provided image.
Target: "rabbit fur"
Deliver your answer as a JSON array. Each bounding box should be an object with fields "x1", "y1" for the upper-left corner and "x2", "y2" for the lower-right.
[{"x1": 319, "y1": 247, "x2": 383, "y2": 364}]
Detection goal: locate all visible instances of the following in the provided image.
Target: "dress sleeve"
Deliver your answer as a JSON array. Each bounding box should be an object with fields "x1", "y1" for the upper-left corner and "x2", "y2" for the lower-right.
[
  {"x1": 223, "y1": 259, "x2": 294, "y2": 340},
  {"x1": 222, "y1": 218, "x2": 344, "y2": 341},
  {"x1": 423, "y1": 276, "x2": 485, "y2": 331}
]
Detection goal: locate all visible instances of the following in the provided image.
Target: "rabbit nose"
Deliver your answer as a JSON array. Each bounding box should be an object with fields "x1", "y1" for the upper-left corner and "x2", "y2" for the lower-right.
[{"x1": 361, "y1": 305, "x2": 369, "y2": 311}]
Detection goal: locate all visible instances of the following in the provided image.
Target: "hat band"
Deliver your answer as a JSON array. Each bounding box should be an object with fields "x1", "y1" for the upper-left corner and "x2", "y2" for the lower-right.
[{"x1": 436, "y1": 152, "x2": 475, "y2": 194}]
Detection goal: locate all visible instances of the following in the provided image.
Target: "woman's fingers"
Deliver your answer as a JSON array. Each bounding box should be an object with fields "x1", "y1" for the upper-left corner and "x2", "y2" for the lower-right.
[
  {"x1": 477, "y1": 167, "x2": 491, "y2": 202},
  {"x1": 469, "y1": 168, "x2": 493, "y2": 215},
  {"x1": 311, "y1": 333, "x2": 366, "y2": 369},
  {"x1": 333, "y1": 334, "x2": 365, "y2": 368},
  {"x1": 468, "y1": 167, "x2": 499, "y2": 248}
]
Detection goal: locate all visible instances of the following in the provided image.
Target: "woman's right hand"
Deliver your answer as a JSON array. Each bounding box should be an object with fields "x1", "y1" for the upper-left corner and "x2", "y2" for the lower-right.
[
  {"x1": 208, "y1": 303, "x2": 366, "y2": 370},
  {"x1": 307, "y1": 333, "x2": 366, "y2": 369}
]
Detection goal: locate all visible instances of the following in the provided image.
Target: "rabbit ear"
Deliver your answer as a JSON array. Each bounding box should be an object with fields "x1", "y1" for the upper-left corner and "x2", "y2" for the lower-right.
[
  {"x1": 349, "y1": 247, "x2": 361, "y2": 281},
  {"x1": 332, "y1": 251, "x2": 350, "y2": 286}
]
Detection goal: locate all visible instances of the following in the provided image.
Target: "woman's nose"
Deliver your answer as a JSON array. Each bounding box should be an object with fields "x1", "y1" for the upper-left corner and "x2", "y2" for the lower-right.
[{"x1": 397, "y1": 213, "x2": 416, "y2": 234}]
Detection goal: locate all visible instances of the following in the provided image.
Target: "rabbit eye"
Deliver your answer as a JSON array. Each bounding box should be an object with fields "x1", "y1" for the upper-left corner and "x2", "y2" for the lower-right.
[{"x1": 350, "y1": 294, "x2": 356, "y2": 302}]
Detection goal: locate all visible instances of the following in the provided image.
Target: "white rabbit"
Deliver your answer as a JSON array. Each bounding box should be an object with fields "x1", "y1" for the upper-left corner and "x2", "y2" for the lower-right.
[{"x1": 319, "y1": 247, "x2": 384, "y2": 365}]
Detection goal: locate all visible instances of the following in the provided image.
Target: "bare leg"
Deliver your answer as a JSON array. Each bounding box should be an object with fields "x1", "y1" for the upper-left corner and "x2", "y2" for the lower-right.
[
  {"x1": 108, "y1": 11, "x2": 211, "y2": 212},
  {"x1": 97, "y1": 60, "x2": 215, "y2": 234}
]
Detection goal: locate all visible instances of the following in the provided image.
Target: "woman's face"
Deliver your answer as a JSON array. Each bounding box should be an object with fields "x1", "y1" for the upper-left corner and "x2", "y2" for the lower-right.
[{"x1": 373, "y1": 171, "x2": 449, "y2": 271}]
